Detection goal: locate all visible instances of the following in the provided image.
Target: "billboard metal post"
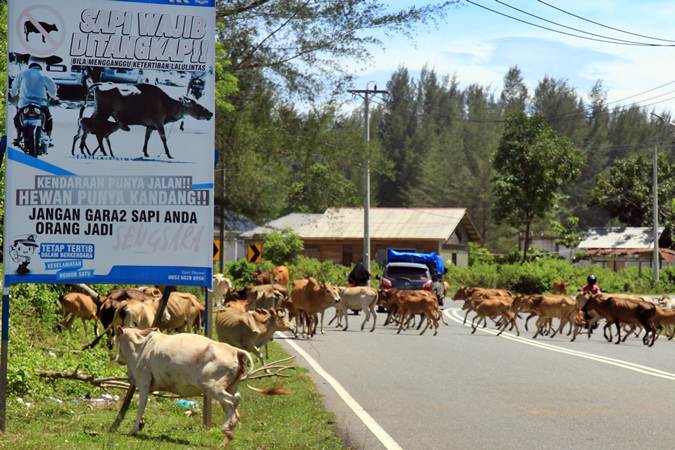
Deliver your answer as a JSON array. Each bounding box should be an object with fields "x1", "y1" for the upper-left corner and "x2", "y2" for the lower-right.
[
  {"x1": 0, "y1": 287, "x2": 10, "y2": 433},
  {"x1": 5, "y1": 0, "x2": 216, "y2": 434},
  {"x1": 203, "y1": 289, "x2": 212, "y2": 426}
]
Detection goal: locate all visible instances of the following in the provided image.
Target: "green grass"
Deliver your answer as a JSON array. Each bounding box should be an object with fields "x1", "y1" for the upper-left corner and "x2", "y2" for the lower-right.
[
  {"x1": 0, "y1": 282, "x2": 347, "y2": 449},
  {"x1": 0, "y1": 343, "x2": 345, "y2": 449}
]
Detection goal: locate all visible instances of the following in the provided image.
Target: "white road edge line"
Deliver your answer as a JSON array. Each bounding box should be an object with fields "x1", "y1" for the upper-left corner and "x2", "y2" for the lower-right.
[
  {"x1": 445, "y1": 308, "x2": 675, "y2": 382},
  {"x1": 281, "y1": 336, "x2": 404, "y2": 450}
]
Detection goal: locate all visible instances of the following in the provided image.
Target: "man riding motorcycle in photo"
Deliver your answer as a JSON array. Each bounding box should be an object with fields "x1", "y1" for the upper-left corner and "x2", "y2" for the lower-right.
[{"x1": 10, "y1": 58, "x2": 58, "y2": 148}]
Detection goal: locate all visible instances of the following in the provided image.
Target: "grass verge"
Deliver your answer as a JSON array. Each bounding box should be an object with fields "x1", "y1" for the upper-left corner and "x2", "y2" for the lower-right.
[
  {"x1": 0, "y1": 341, "x2": 346, "y2": 449},
  {"x1": 0, "y1": 282, "x2": 346, "y2": 450}
]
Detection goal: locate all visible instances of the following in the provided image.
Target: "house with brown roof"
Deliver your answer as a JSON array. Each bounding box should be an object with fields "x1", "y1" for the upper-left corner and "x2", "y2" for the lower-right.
[
  {"x1": 576, "y1": 227, "x2": 674, "y2": 271},
  {"x1": 242, "y1": 208, "x2": 481, "y2": 267}
]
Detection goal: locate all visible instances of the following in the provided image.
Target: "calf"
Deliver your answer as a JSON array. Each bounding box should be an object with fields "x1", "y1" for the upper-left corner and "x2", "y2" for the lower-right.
[
  {"x1": 454, "y1": 287, "x2": 513, "y2": 326},
  {"x1": 115, "y1": 328, "x2": 252, "y2": 445},
  {"x1": 514, "y1": 294, "x2": 578, "y2": 340},
  {"x1": 471, "y1": 296, "x2": 519, "y2": 336},
  {"x1": 215, "y1": 307, "x2": 295, "y2": 364},
  {"x1": 58, "y1": 292, "x2": 99, "y2": 336},
  {"x1": 72, "y1": 107, "x2": 130, "y2": 157},
  {"x1": 335, "y1": 286, "x2": 378, "y2": 332},
  {"x1": 393, "y1": 290, "x2": 440, "y2": 336}
]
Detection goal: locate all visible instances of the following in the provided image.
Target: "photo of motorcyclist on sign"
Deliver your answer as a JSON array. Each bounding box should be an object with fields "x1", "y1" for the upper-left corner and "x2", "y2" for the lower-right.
[{"x1": 10, "y1": 56, "x2": 59, "y2": 156}]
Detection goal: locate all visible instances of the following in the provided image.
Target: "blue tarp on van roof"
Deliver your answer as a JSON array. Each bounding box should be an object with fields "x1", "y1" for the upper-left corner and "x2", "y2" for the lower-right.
[{"x1": 386, "y1": 249, "x2": 446, "y2": 278}]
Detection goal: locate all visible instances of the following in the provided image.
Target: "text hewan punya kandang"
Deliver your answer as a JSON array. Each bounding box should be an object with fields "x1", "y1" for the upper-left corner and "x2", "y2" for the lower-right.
[{"x1": 70, "y1": 9, "x2": 209, "y2": 64}]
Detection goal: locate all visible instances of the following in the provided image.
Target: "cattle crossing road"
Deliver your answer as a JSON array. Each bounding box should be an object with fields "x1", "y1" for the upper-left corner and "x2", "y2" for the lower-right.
[{"x1": 279, "y1": 306, "x2": 675, "y2": 450}]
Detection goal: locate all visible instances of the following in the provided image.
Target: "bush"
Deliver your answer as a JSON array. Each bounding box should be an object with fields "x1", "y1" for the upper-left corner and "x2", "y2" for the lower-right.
[
  {"x1": 445, "y1": 258, "x2": 675, "y2": 295},
  {"x1": 262, "y1": 229, "x2": 304, "y2": 265}
]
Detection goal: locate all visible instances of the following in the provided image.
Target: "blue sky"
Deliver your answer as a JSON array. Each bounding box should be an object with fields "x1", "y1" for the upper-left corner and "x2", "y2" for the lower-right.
[{"x1": 345, "y1": 0, "x2": 675, "y2": 114}]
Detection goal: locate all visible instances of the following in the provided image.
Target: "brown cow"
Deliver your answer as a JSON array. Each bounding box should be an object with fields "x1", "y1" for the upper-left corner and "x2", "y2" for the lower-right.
[
  {"x1": 551, "y1": 280, "x2": 567, "y2": 295},
  {"x1": 246, "y1": 284, "x2": 287, "y2": 310},
  {"x1": 142, "y1": 288, "x2": 204, "y2": 333},
  {"x1": 388, "y1": 290, "x2": 440, "y2": 336},
  {"x1": 513, "y1": 294, "x2": 578, "y2": 340},
  {"x1": 470, "y1": 296, "x2": 519, "y2": 336},
  {"x1": 215, "y1": 307, "x2": 295, "y2": 364},
  {"x1": 453, "y1": 287, "x2": 513, "y2": 326},
  {"x1": 58, "y1": 292, "x2": 99, "y2": 336},
  {"x1": 273, "y1": 266, "x2": 290, "y2": 287},
  {"x1": 582, "y1": 294, "x2": 657, "y2": 346},
  {"x1": 289, "y1": 278, "x2": 341, "y2": 338}
]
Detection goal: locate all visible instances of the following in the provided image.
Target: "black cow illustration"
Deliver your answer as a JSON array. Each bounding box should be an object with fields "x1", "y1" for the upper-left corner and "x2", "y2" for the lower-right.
[
  {"x1": 87, "y1": 83, "x2": 213, "y2": 159},
  {"x1": 24, "y1": 21, "x2": 58, "y2": 43}
]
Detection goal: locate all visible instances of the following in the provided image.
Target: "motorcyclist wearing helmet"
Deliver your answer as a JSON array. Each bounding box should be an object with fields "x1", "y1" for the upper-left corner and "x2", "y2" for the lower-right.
[
  {"x1": 581, "y1": 274, "x2": 601, "y2": 295},
  {"x1": 10, "y1": 58, "x2": 57, "y2": 146}
]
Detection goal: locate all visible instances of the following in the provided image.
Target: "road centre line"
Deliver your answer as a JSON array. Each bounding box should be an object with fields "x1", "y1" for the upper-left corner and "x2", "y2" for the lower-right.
[
  {"x1": 445, "y1": 308, "x2": 675, "y2": 382},
  {"x1": 281, "y1": 336, "x2": 403, "y2": 450}
]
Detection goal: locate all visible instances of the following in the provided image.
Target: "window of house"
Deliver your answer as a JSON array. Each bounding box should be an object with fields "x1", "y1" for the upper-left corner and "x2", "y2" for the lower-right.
[
  {"x1": 451, "y1": 253, "x2": 457, "y2": 265},
  {"x1": 304, "y1": 246, "x2": 320, "y2": 259}
]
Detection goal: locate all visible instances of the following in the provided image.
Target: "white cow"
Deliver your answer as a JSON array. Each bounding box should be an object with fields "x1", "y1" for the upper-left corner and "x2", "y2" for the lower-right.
[
  {"x1": 115, "y1": 328, "x2": 253, "y2": 446},
  {"x1": 335, "y1": 286, "x2": 378, "y2": 332},
  {"x1": 211, "y1": 273, "x2": 234, "y2": 306}
]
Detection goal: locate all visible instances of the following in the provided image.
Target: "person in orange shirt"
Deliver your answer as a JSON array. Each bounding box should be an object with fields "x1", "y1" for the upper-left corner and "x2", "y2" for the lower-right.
[{"x1": 580, "y1": 274, "x2": 601, "y2": 295}]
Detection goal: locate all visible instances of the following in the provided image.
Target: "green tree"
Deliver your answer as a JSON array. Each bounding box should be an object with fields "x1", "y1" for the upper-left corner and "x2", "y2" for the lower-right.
[
  {"x1": 219, "y1": 0, "x2": 454, "y2": 97},
  {"x1": 500, "y1": 66, "x2": 528, "y2": 115},
  {"x1": 591, "y1": 153, "x2": 675, "y2": 232},
  {"x1": 492, "y1": 113, "x2": 585, "y2": 261},
  {"x1": 263, "y1": 229, "x2": 304, "y2": 265},
  {"x1": 288, "y1": 163, "x2": 359, "y2": 213}
]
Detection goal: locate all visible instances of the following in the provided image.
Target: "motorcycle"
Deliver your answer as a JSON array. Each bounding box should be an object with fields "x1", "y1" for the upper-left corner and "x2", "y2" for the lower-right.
[
  {"x1": 17, "y1": 103, "x2": 49, "y2": 157},
  {"x1": 187, "y1": 76, "x2": 205, "y2": 99}
]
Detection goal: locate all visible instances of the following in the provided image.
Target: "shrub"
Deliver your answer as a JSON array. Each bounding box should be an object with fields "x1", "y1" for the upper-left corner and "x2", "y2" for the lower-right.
[{"x1": 262, "y1": 229, "x2": 304, "y2": 265}]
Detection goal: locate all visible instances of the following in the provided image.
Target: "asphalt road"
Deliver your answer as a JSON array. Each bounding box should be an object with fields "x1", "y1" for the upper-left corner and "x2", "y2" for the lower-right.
[{"x1": 279, "y1": 304, "x2": 675, "y2": 450}]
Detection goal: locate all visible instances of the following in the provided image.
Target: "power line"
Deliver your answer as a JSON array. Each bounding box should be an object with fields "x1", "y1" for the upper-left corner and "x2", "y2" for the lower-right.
[
  {"x1": 536, "y1": 0, "x2": 675, "y2": 43},
  {"x1": 465, "y1": 0, "x2": 675, "y2": 47},
  {"x1": 605, "y1": 80, "x2": 675, "y2": 106},
  {"x1": 493, "y1": 0, "x2": 664, "y2": 46}
]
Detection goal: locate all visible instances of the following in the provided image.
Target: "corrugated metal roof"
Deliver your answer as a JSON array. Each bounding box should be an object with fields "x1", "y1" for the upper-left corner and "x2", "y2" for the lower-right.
[
  {"x1": 295, "y1": 208, "x2": 476, "y2": 241},
  {"x1": 578, "y1": 227, "x2": 665, "y2": 250},
  {"x1": 240, "y1": 213, "x2": 322, "y2": 238}
]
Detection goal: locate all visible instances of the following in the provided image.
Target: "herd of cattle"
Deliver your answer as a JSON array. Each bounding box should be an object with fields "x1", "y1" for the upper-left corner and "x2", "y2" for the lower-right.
[
  {"x1": 452, "y1": 285, "x2": 675, "y2": 347},
  {"x1": 52, "y1": 271, "x2": 673, "y2": 445}
]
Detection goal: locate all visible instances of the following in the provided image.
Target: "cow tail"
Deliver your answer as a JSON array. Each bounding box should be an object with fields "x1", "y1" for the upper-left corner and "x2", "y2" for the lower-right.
[{"x1": 239, "y1": 349, "x2": 292, "y2": 396}]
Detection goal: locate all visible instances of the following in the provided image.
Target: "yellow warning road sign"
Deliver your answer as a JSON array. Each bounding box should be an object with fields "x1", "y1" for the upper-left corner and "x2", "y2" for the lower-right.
[
  {"x1": 213, "y1": 240, "x2": 221, "y2": 261},
  {"x1": 247, "y1": 242, "x2": 262, "y2": 264}
]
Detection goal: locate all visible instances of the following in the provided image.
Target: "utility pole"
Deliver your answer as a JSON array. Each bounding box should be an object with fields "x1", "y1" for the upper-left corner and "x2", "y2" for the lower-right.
[
  {"x1": 348, "y1": 84, "x2": 387, "y2": 284},
  {"x1": 649, "y1": 113, "x2": 670, "y2": 282},
  {"x1": 652, "y1": 141, "x2": 659, "y2": 282}
]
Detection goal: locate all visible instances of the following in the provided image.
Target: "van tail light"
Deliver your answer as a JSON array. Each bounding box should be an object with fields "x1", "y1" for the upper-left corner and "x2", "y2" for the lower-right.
[
  {"x1": 423, "y1": 280, "x2": 433, "y2": 290},
  {"x1": 382, "y1": 278, "x2": 392, "y2": 289}
]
